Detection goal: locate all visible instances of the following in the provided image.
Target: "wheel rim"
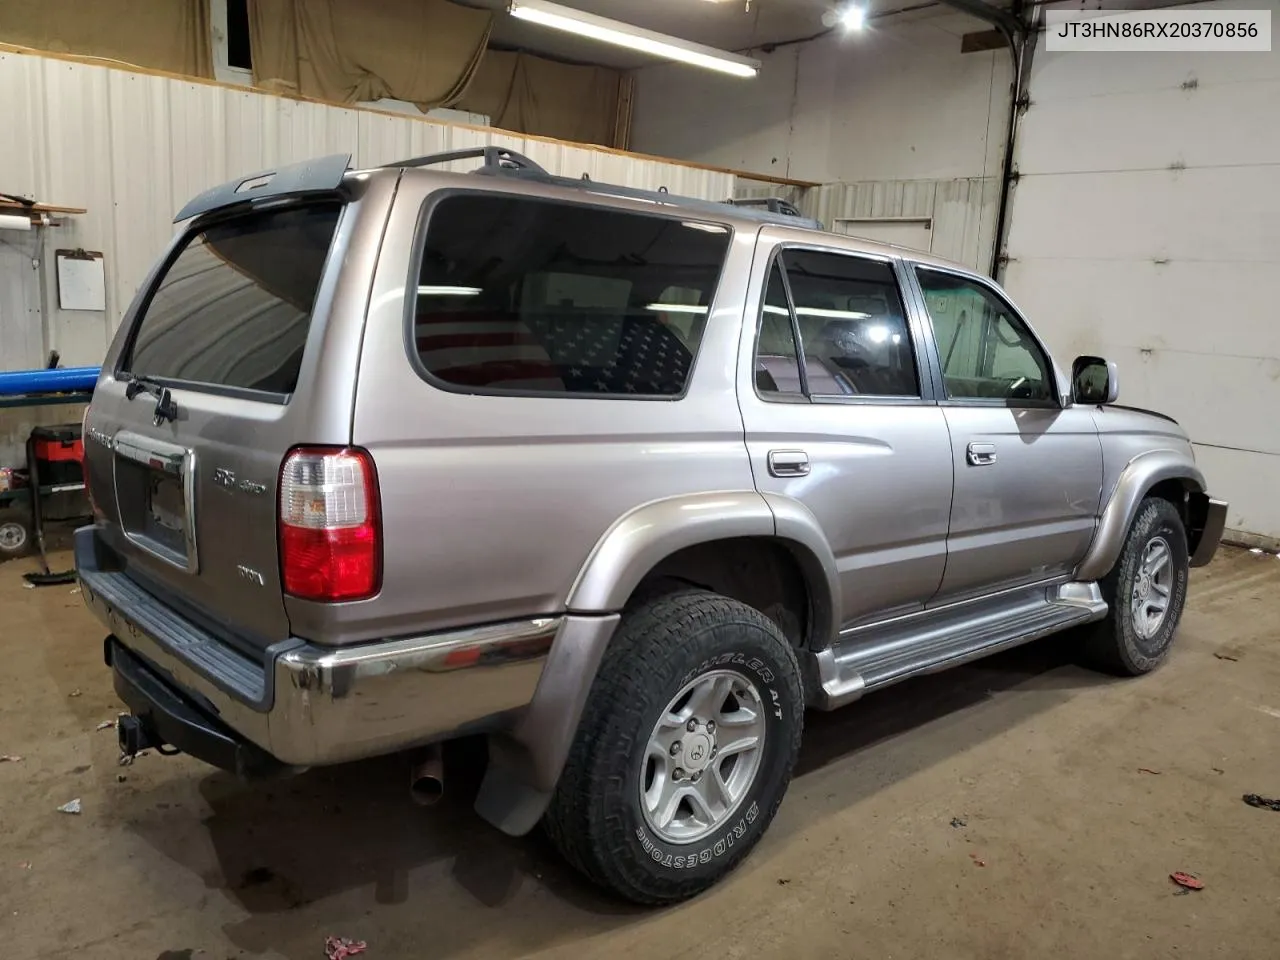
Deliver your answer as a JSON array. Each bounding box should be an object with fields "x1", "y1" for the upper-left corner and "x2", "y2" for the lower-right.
[
  {"x1": 0, "y1": 521, "x2": 26, "y2": 552},
  {"x1": 639, "y1": 669, "x2": 766, "y2": 845},
  {"x1": 1131, "y1": 535, "x2": 1173, "y2": 640}
]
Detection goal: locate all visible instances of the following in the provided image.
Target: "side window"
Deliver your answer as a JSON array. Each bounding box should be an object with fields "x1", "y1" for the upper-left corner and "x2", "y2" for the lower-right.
[
  {"x1": 753, "y1": 249, "x2": 920, "y2": 399},
  {"x1": 414, "y1": 195, "x2": 731, "y2": 397},
  {"x1": 755, "y1": 263, "x2": 804, "y2": 397},
  {"x1": 651, "y1": 284, "x2": 711, "y2": 347},
  {"x1": 915, "y1": 267, "x2": 1055, "y2": 404}
]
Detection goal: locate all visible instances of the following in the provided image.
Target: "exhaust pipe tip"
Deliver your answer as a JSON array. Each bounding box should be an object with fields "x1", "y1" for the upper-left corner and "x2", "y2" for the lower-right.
[
  {"x1": 409, "y1": 744, "x2": 444, "y2": 807},
  {"x1": 409, "y1": 773, "x2": 444, "y2": 807}
]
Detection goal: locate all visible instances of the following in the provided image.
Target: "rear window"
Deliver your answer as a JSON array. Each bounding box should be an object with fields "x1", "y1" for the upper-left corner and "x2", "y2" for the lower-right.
[
  {"x1": 122, "y1": 204, "x2": 342, "y2": 394},
  {"x1": 412, "y1": 194, "x2": 731, "y2": 397}
]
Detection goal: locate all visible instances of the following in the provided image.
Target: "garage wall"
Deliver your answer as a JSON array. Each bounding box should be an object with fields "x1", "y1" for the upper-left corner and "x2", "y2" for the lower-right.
[
  {"x1": 1002, "y1": 0, "x2": 1280, "y2": 541},
  {"x1": 735, "y1": 176, "x2": 1001, "y2": 272},
  {"x1": 631, "y1": 11, "x2": 1011, "y2": 185},
  {"x1": 632, "y1": 12, "x2": 1011, "y2": 272},
  {"x1": 0, "y1": 47, "x2": 735, "y2": 463}
]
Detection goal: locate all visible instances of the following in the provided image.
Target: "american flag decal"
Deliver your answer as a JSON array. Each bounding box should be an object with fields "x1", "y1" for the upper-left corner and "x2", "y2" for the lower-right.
[{"x1": 416, "y1": 309, "x2": 694, "y2": 396}]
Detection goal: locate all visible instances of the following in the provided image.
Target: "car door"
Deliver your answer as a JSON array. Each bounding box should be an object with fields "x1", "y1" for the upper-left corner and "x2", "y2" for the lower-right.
[
  {"x1": 738, "y1": 231, "x2": 954, "y2": 627},
  {"x1": 907, "y1": 263, "x2": 1104, "y2": 601}
]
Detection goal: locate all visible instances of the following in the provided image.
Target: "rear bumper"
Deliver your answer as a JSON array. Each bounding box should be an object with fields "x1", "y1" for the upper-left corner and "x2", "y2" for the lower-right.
[
  {"x1": 1190, "y1": 497, "x2": 1228, "y2": 568},
  {"x1": 76, "y1": 525, "x2": 557, "y2": 768},
  {"x1": 108, "y1": 639, "x2": 289, "y2": 778}
]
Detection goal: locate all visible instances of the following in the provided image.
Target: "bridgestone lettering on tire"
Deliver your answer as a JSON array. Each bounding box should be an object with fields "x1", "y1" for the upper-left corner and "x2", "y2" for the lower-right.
[
  {"x1": 1085, "y1": 497, "x2": 1190, "y2": 676},
  {"x1": 543, "y1": 589, "x2": 804, "y2": 904}
]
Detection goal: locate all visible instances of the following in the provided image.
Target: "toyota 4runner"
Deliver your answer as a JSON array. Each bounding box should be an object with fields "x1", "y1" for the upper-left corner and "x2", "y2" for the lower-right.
[{"x1": 77, "y1": 147, "x2": 1227, "y2": 904}]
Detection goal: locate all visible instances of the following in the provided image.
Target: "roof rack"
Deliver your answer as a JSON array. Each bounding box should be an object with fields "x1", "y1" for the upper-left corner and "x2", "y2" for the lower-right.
[
  {"x1": 382, "y1": 147, "x2": 824, "y2": 231},
  {"x1": 725, "y1": 196, "x2": 807, "y2": 219}
]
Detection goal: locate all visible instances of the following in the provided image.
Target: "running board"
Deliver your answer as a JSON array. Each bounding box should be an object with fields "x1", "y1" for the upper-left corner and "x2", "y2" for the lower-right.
[{"x1": 813, "y1": 581, "x2": 1107, "y2": 710}]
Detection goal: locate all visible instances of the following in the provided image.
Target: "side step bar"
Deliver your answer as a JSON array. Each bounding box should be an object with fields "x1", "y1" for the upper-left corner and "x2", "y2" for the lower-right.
[{"x1": 813, "y1": 581, "x2": 1107, "y2": 710}]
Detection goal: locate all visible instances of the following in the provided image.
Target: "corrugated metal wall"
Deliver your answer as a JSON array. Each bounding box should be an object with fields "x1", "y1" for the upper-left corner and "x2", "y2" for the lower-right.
[
  {"x1": 0, "y1": 48, "x2": 735, "y2": 464},
  {"x1": 0, "y1": 48, "x2": 736, "y2": 372},
  {"x1": 1003, "y1": 0, "x2": 1280, "y2": 541},
  {"x1": 735, "y1": 177, "x2": 1000, "y2": 273}
]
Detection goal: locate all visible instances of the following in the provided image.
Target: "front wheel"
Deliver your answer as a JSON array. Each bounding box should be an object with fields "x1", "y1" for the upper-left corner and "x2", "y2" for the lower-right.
[
  {"x1": 543, "y1": 589, "x2": 804, "y2": 904},
  {"x1": 1084, "y1": 497, "x2": 1190, "y2": 675}
]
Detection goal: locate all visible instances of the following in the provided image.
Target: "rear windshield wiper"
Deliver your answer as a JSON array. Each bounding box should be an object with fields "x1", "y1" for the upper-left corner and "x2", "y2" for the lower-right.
[
  {"x1": 122, "y1": 372, "x2": 163, "y2": 400},
  {"x1": 122, "y1": 373, "x2": 179, "y2": 424}
]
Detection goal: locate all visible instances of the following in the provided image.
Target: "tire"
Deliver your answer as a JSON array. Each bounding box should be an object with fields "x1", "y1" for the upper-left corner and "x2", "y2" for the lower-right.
[
  {"x1": 0, "y1": 508, "x2": 32, "y2": 559},
  {"x1": 1083, "y1": 497, "x2": 1189, "y2": 676},
  {"x1": 543, "y1": 589, "x2": 804, "y2": 904}
]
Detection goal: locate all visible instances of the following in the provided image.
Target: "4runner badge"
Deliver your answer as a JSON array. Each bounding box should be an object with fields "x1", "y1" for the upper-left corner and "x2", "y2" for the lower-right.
[{"x1": 213, "y1": 467, "x2": 266, "y2": 496}]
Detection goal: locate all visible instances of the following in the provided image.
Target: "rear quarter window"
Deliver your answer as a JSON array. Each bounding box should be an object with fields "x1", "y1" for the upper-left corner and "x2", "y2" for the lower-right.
[
  {"x1": 121, "y1": 203, "x2": 342, "y2": 395},
  {"x1": 412, "y1": 194, "x2": 731, "y2": 398}
]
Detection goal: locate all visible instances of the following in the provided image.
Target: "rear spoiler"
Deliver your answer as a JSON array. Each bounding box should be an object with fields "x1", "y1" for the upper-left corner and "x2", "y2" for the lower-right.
[{"x1": 173, "y1": 153, "x2": 352, "y2": 223}]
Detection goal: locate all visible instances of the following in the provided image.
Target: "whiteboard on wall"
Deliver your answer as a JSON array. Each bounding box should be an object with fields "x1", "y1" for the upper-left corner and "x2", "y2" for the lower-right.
[{"x1": 55, "y1": 250, "x2": 106, "y2": 311}]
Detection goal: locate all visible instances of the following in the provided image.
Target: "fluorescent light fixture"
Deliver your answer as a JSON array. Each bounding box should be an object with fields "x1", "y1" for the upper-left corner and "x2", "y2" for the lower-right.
[
  {"x1": 647, "y1": 303, "x2": 709, "y2": 314},
  {"x1": 418, "y1": 285, "x2": 482, "y2": 296},
  {"x1": 509, "y1": 0, "x2": 761, "y2": 78},
  {"x1": 840, "y1": 4, "x2": 867, "y2": 30}
]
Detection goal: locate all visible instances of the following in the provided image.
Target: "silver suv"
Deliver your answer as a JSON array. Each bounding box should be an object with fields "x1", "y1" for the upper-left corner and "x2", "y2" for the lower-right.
[{"x1": 78, "y1": 148, "x2": 1226, "y2": 905}]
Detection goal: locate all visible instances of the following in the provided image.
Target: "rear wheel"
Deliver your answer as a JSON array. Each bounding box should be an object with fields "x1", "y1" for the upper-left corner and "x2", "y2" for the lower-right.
[
  {"x1": 0, "y1": 508, "x2": 31, "y2": 559},
  {"x1": 543, "y1": 589, "x2": 804, "y2": 904},
  {"x1": 1084, "y1": 497, "x2": 1189, "y2": 675}
]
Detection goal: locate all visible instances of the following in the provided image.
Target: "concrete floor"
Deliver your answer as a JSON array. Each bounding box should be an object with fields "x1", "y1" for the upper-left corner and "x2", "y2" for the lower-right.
[{"x1": 3, "y1": 546, "x2": 1279, "y2": 960}]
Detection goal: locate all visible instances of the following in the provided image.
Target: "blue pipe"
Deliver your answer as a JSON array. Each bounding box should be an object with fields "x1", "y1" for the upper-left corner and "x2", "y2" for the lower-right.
[{"x1": 0, "y1": 366, "x2": 101, "y2": 397}]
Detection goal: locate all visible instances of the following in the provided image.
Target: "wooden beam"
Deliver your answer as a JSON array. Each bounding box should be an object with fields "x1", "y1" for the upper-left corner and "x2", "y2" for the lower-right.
[
  {"x1": 961, "y1": 28, "x2": 1008, "y2": 53},
  {"x1": 0, "y1": 42, "x2": 819, "y2": 191},
  {"x1": 0, "y1": 200, "x2": 87, "y2": 215}
]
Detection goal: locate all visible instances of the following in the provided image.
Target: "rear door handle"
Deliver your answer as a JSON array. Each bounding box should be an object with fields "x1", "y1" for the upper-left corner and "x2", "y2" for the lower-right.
[
  {"x1": 967, "y1": 442, "x2": 997, "y2": 466},
  {"x1": 768, "y1": 450, "x2": 810, "y2": 478}
]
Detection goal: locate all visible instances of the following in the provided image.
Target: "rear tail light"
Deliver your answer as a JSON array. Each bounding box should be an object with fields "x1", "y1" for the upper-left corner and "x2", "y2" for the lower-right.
[{"x1": 278, "y1": 447, "x2": 381, "y2": 602}]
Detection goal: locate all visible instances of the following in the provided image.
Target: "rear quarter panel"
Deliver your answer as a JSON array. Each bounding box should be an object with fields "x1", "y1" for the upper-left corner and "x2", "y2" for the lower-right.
[{"x1": 332, "y1": 176, "x2": 760, "y2": 643}]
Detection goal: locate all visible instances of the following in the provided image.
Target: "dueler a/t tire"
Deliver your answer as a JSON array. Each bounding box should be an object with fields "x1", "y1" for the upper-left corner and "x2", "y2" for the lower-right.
[
  {"x1": 543, "y1": 589, "x2": 804, "y2": 905},
  {"x1": 1084, "y1": 497, "x2": 1190, "y2": 676}
]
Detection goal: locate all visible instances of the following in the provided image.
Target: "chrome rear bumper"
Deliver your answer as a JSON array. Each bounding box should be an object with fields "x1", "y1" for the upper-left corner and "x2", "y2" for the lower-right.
[{"x1": 76, "y1": 525, "x2": 556, "y2": 767}]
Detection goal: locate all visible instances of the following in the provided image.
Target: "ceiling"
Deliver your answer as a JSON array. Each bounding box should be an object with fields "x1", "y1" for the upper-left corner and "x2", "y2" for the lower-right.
[{"x1": 471, "y1": 0, "x2": 994, "y2": 69}]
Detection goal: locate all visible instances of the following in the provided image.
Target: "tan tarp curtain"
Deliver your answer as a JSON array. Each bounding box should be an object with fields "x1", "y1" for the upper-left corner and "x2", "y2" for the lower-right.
[
  {"x1": 0, "y1": 0, "x2": 212, "y2": 77},
  {"x1": 249, "y1": 0, "x2": 492, "y2": 110},
  {"x1": 458, "y1": 50, "x2": 629, "y2": 149}
]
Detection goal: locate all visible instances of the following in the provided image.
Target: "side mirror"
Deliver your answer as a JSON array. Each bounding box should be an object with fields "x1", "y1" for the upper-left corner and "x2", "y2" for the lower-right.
[{"x1": 1072, "y1": 355, "x2": 1119, "y2": 405}]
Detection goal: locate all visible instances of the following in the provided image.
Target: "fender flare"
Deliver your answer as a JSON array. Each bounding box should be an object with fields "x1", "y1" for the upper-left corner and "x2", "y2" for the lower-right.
[
  {"x1": 1075, "y1": 449, "x2": 1206, "y2": 581},
  {"x1": 757, "y1": 492, "x2": 842, "y2": 647},
  {"x1": 477, "y1": 491, "x2": 842, "y2": 836},
  {"x1": 566, "y1": 490, "x2": 841, "y2": 645}
]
